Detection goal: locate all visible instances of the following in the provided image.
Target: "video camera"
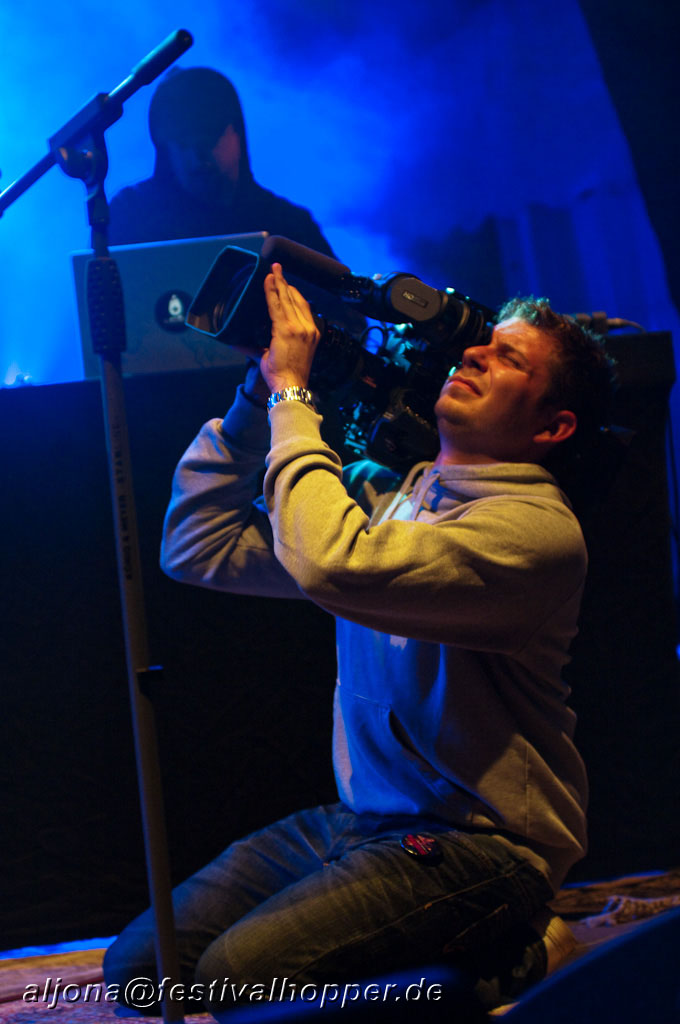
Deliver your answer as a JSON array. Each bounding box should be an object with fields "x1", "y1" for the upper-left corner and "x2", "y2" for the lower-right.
[{"x1": 187, "y1": 235, "x2": 496, "y2": 470}]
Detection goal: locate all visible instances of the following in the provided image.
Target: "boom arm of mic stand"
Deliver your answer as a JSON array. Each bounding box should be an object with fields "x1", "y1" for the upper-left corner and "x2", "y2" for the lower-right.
[{"x1": 0, "y1": 28, "x2": 192, "y2": 217}]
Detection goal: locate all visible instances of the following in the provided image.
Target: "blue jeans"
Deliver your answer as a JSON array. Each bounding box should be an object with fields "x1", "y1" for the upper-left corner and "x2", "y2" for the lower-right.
[{"x1": 104, "y1": 803, "x2": 552, "y2": 1015}]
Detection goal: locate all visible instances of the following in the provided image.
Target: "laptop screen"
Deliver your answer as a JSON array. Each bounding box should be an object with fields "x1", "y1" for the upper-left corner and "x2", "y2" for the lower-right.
[{"x1": 72, "y1": 232, "x2": 268, "y2": 378}]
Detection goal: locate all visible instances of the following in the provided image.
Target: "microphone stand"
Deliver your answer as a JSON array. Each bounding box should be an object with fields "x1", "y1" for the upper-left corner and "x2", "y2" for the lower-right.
[{"x1": 1, "y1": 30, "x2": 193, "y2": 1023}]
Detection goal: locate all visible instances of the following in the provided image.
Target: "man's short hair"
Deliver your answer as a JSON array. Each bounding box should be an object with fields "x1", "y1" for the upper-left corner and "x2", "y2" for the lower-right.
[{"x1": 497, "y1": 296, "x2": 618, "y2": 452}]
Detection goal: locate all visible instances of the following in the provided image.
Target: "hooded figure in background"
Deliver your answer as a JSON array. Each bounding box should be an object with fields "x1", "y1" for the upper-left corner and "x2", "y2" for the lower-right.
[{"x1": 108, "y1": 66, "x2": 335, "y2": 255}]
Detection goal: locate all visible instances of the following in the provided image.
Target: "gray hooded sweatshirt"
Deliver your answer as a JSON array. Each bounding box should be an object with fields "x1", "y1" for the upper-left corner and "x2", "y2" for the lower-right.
[{"x1": 162, "y1": 388, "x2": 589, "y2": 890}]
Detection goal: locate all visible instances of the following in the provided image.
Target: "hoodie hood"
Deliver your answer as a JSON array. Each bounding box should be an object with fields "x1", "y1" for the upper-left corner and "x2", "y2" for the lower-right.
[
  {"x1": 374, "y1": 459, "x2": 573, "y2": 526},
  {"x1": 148, "y1": 66, "x2": 253, "y2": 185}
]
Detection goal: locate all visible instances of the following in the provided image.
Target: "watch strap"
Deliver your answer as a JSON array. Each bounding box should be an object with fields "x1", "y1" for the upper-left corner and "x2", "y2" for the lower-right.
[{"x1": 267, "y1": 386, "x2": 316, "y2": 413}]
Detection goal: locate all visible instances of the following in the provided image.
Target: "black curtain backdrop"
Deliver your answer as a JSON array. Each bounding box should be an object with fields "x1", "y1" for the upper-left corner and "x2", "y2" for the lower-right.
[
  {"x1": 563, "y1": 333, "x2": 680, "y2": 880},
  {"x1": 578, "y1": 0, "x2": 680, "y2": 322},
  {"x1": 1, "y1": 334, "x2": 679, "y2": 949},
  {"x1": 1, "y1": 368, "x2": 340, "y2": 949}
]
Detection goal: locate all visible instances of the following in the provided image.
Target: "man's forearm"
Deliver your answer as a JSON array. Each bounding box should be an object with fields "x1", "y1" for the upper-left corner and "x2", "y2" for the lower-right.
[{"x1": 160, "y1": 387, "x2": 301, "y2": 599}]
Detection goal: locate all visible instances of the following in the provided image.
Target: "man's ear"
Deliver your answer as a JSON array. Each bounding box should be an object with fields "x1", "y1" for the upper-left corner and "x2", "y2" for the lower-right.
[{"x1": 533, "y1": 409, "x2": 578, "y2": 448}]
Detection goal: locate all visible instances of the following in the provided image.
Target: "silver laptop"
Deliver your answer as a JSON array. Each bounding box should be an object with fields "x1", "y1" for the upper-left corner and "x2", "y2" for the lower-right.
[{"x1": 72, "y1": 232, "x2": 268, "y2": 378}]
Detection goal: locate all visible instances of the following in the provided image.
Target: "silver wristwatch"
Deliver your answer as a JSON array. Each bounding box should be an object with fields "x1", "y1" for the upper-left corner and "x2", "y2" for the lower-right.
[{"x1": 266, "y1": 386, "x2": 316, "y2": 413}]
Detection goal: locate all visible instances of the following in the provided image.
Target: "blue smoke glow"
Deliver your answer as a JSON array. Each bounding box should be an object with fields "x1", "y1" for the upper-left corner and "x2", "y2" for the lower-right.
[{"x1": 1, "y1": 0, "x2": 678, "y2": 385}]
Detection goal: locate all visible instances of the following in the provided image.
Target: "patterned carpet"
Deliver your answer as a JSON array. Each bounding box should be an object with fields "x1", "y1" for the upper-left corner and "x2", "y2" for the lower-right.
[
  {"x1": 0, "y1": 948, "x2": 207, "y2": 1024},
  {"x1": 2, "y1": 869, "x2": 679, "y2": 1023}
]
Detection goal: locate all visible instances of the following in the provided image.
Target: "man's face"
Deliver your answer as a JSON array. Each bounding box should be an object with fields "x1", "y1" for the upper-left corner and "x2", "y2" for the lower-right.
[
  {"x1": 167, "y1": 124, "x2": 241, "y2": 203},
  {"x1": 434, "y1": 318, "x2": 561, "y2": 464}
]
